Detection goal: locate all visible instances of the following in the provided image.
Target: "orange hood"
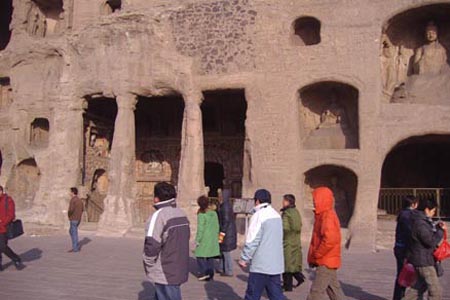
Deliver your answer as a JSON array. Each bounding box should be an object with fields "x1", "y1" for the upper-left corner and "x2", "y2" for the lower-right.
[{"x1": 312, "y1": 187, "x2": 334, "y2": 214}]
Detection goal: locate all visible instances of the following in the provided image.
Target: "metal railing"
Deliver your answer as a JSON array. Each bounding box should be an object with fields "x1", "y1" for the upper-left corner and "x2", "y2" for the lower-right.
[{"x1": 378, "y1": 188, "x2": 450, "y2": 217}]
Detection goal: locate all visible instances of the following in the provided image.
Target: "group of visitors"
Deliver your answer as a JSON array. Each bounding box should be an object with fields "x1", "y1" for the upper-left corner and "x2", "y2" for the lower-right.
[
  {"x1": 393, "y1": 196, "x2": 447, "y2": 300},
  {"x1": 143, "y1": 182, "x2": 347, "y2": 300}
]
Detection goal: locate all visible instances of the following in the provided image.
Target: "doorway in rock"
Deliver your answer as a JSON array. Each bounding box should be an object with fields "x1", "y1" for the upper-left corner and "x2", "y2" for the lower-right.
[
  {"x1": 379, "y1": 134, "x2": 450, "y2": 218},
  {"x1": 82, "y1": 96, "x2": 117, "y2": 222},
  {"x1": 135, "y1": 95, "x2": 184, "y2": 223},
  {"x1": 204, "y1": 162, "x2": 225, "y2": 197},
  {"x1": 202, "y1": 89, "x2": 247, "y2": 198},
  {"x1": 6, "y1": 158, "x2": 41, "y2": 210}
]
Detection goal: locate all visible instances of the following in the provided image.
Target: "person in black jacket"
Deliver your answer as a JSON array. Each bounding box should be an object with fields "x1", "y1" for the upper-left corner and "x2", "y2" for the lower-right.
[
  {"x1": 404, "y1": 197, "x2": 446, "y2": 300},
  {"x1": 217, "y1": 189, "x2": 237, "y2": 276},
  {"x1": 392, "y1": 195, "x2": 418, "y2": 300}
]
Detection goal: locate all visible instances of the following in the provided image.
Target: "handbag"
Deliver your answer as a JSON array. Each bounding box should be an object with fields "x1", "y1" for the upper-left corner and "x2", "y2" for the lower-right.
[
  {"x1": 434, "y1": 229, "x2": 450, "y2": 262},
  {"x1": 398, "y1": 261, "x2": 417, "y2": 288},
  {"x1": 4, "y1": 195, "x2": 24, "y2": 239},
  {"x1": 435, "y1": 261, "x2": 444, "y2": 277}
]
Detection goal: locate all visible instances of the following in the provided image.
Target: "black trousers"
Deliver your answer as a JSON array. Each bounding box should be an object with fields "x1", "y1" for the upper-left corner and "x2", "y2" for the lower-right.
[
  {"x1": 0, "y1": 233, "x2": 20, "y2": 264},
  {"x1": 283, "y1": 272, "x2": 305, "y2": 291},
  {"x1": 393, "y1": 247, "x2": 407, "y2": 300}
]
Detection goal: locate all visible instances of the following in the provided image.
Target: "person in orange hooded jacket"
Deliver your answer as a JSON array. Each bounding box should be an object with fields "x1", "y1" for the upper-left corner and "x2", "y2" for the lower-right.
[{"x1": 307, "y1": 186, "x2": 345, "y2": 300}]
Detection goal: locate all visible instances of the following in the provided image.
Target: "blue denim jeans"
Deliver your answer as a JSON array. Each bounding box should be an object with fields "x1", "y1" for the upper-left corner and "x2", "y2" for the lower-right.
[
  {"x1": 69, "y1": 221, "x2": 80, "y2": 252},
  {"x1": 155, "y1": 283, "x2": 182, "y2": 300},
  {"x1": 244, "y1": 272, "x2": 284, "y2": 300},
  {"x1": 220, "y1": 251, "x2": 234, "y2": 275}
]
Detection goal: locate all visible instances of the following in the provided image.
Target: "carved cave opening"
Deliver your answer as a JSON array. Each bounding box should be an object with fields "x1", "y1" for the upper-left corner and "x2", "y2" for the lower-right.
[
  {"x1": 205, "y1": 162, "x2": 225, "y2": 198},
  {"x1": 202, "y1": 89, "x2": 247, "y2": 198},
  {"x1": 6, "y1": 158, "x2": 41, "y2": 210},
  {"x1": 382, "y1": 4, "x2": 450, "y2": 104},
  {"x1": 292, "y1": 16, "x2": 321, "y2": 46},
  {"x1": 380, "y1": 135, "x2": 450, "y2": 217},
  {"x1": 0, "y1": 0, "x2": 13, "y2": 50},
  {"x1": 304, "y1": 165, "x2": 357, "y2": 228},
  {"x1": 135, "y1": 95, "x2": 184, "y2": 223},
  {"x1": 30, "y1": 118, "x2": 50, "y2": 148},
  {"x1": 0, "y1": 77, "x2": 12, "y2": 110},
  {"x1": 103, "y1": 0, "x2": 121, "y2": 14},
  {"x1": 82, "y1": 96, "x2": 117, "y2": 222},
  {"x1": 28, "y1": 0, "x2": 64, "y2": 37},
  {"x1": 299, "y1": 81, "x2": 359, "y2": 149}
]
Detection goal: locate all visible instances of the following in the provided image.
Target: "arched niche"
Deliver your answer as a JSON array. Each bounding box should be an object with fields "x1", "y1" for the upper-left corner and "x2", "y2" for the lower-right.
[
  {"x1": 30, "y1": 118, "x2": 50, "y2": 148},
  {"x1": 304, "y1": 165, "x2": 357, "y2": 228},
  {"x1": 381, "y1": 4, "x2": 450, "y2": 104},
  {"x1": 292, "y1": 16, "x2": 321, "y2": 46},
  {"x1": 379, "y1": 134, "x2": 450, "y2": 217},
  {"x1": 27, "y1": 0, "x2": 64, "y2": 37},
  {"x1": 0, "y1": 77, "x2": 12, "y2": 110},
  {"x1": 102, "y1": 0, "x2": 121, "y2": 14},
  {"x1": 0, "y1": 0, "x2": 13, "y2": 50},
  {"x1": 299, "y1": 81, "x2": 359, "y2": 149},
  {"x1": 6, "y1": 158, "x2": 41, "y2": 210}
]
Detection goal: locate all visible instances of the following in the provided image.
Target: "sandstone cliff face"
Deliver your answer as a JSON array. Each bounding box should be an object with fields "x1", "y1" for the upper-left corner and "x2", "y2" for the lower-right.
[{"x1": 1, "y1": 0, "x2": 450, "y2": 249}]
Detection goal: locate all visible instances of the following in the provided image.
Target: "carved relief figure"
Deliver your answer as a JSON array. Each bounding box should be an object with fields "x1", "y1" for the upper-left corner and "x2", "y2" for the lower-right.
[
  {"x1": 381, "y1": 34, "x2": 398, "y2": 98},
  {"x1": 27, "y1": 3, "x2": 47, "y2": 37},
  {"x1": 392, "y1": 21, "x2": 450, "y2": 105},
  {"x1": 413, "y1": 22, "x2": 447, "y2": 75},
  {"x1": 317, "y1": 96, "x2": 349, "y2": 129}
]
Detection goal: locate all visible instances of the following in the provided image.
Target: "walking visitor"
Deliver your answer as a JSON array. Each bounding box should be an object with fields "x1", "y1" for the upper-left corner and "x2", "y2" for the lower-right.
[
  {"x1": 393, "y1": 195, "x2": 418, "y2": 300},
  {"x1": 404, "y1": 197, "x2": 446, "y2": 300},
  {"x1": 195, "y1": 195, "x2": 220, "y2": 281},
  {"x1": 143, "y1": 182, "x2": 190, "y2": 300},
  {"x1": 0, "y1": 186, "x2": 24, "y2": 271},
  {"x1": 281, "y1": 194, "x2": 305, "y2": 292},
  {"x1": 239, "y1": 189, "x2": 285, "y2": 300},
  {"x1": 67, "y1": 187, "x2": 84, "y2": 253},
  {"x1": 307, "y1": 186, "x2": 345, "y2": 300},
  {"x1": 217, "y1": 189, "x2": 237, "y2": 277}
]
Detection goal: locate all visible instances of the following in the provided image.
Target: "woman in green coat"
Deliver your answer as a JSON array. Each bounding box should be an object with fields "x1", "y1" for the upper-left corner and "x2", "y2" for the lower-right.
[
  {"x1": 195, "y1": 195, "x2": 220, "y2": 281},
  {"x1": 281, "y1": 194, "x2": 305, "y2": 291}
]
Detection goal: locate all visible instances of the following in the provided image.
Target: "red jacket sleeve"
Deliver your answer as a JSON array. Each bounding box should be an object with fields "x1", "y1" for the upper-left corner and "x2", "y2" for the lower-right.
[{"x1": 4, "y1": 197, "x2": 16, "y2": 225}]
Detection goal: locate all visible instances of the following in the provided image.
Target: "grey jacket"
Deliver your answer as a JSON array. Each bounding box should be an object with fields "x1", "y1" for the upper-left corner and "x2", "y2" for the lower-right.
[{"x1": 143, "y1": 198, "x2": 190, "y2": 285}]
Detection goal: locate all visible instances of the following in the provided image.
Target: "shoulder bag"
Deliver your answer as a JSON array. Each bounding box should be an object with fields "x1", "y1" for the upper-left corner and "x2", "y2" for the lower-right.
[{"x1": 4, "y1": 195, "x2": 24, "y2": 239}]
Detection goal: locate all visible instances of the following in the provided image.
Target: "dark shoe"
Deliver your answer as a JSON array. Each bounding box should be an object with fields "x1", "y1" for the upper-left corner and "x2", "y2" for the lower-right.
[
  {"x1": 293, "y1": 272, "x2": 305, "y2": 287},
  {"x1": 14, "y1": 260, "x2": 25, "y2": 271},
  {"x1": 283, "y1": 287, "x2": 293, "y2": 292}
]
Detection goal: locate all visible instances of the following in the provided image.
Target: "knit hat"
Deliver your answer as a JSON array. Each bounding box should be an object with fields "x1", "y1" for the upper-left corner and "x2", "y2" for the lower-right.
[{"x1": 254, "y1": 189, "x2": 272, "y2": 204}]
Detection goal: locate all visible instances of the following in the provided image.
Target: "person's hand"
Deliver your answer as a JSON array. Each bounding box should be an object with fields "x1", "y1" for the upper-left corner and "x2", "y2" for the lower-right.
[
  {"x1": 238, "y1": 260, "x2": 248, "y2": 268},
  {"x1": 438, "y1": 222, "x2": 447, "y2": 231}
]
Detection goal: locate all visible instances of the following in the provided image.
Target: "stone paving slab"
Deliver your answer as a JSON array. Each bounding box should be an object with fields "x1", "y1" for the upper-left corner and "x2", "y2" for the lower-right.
[{"x1": 0, "y1": 233, "x2": 449, "y2": 300}]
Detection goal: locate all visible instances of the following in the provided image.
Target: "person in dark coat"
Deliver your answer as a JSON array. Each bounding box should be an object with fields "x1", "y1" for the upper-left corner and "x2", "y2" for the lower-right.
[
  {"x1": 404, "y1": 197, "x2": 446, "y2": 300},
  {"x1": 281, "y1": 194, "x2": 305, "y2": 292},
  {"x1": 392, "y1": 195, "x2": 418, "y2": 300},
  {"x1": 217, "y1": 189, "x2": 237, "y2": 276}
]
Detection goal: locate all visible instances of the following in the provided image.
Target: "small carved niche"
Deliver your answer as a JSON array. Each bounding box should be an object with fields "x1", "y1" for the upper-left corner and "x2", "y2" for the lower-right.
[
  {"x1": 0, "y1": 0, "x2": 13, "y2": 50},
  {"x1": 27, "y1": 0, "x2": 64, "y2": 37},
  {"x1": 30, "y1": 118, "x2": 50, "y2": 147},
  {"x1": 299, "y1": 81, "x2": 359, "y2": 149},
  {"x1": 292, "y1": 16, "x2": 321, "y2": 46},
  {"x1": 0, "y1": 77, "x2": 12, "y2": 110},
  {"x1": 102, "y1": 0, "x2": 121, "y2": 15}
]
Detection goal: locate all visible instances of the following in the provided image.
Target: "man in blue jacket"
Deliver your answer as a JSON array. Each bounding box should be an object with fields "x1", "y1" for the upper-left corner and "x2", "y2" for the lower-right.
[{"x1": 239, "y1": 189, "x2": 285, "y2": 300}]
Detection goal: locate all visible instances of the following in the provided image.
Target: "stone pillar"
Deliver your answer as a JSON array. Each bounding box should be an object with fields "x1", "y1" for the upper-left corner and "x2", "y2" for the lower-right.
[
  {"x1": 177, "y1": 92, "x2": 205, "y2": 212},
  {"x1": 97, "y1": 94, "x2": 137, "y2": 236}
]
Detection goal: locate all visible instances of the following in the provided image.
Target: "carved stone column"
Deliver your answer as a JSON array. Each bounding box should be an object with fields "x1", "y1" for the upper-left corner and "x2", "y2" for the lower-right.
[
  {"x1": 97, "y1": 94, "x2": 137, "y2": 236},
  {"x1": 177, "y1": 92, "x2": 205, "y2": 212}
]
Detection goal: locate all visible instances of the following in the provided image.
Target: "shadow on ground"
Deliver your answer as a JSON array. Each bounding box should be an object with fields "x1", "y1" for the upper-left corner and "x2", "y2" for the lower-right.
[
  {"x1": 205, "y1": 279, "x2": 243, "y2": 300},
  {"x1": 79, "y1": 237, "x2": 92, "y2": 250},
  {"x1": 138, "y1": 281, "x2": 155, "y2": 300},
  {"x1": 2, "y1": 247, "x2": 42, "y2": 270},
  {"x1": 341, "y1": 282, "x2": 387, "y2": 300}
]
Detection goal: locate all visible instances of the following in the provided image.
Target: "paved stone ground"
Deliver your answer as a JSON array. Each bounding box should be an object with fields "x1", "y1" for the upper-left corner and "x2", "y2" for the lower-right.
[{"x1": 0, "y1": 232, "x2": 449, "y2": 300}]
